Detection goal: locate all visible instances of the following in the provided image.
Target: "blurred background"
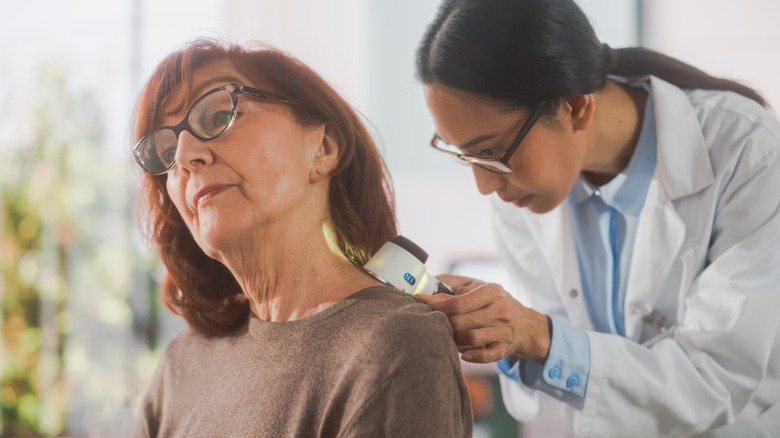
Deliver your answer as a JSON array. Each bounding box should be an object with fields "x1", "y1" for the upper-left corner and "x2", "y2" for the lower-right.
[{"x1": 1, "y1": 0, "x2": 778, "y2": 436}]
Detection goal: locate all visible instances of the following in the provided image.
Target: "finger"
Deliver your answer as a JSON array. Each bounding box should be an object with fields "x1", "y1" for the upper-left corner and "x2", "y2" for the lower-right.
[
  {"x1": 434, "y1": 274, "x2": 484, "y2": 293},
  {"x1": 460, "y1": 343, "x2": 510, "y2": 364},
  {"x1": 453, "y1": 325, "x2": 509, "y2": 349},
  {"x1": 415, "y1": 293, "x2": 448, "y2": 304},
  {"x1": 432, "y1": 284, "x2": 500, "y2": 316},
  {"x1": 421, "y1": 295, "x2": 459, "y2": 315},
  {"x1": 448, "y1": 304, "x2": 504, "y2": 333},
  {"x1": 457, "y1": 345, "x2": 475, "y2": 353}
]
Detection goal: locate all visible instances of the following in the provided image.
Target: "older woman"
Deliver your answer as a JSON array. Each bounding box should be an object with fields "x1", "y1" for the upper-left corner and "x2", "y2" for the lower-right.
[{"x1": 132, "y1": 39, "x2": 472, "y2": 437}]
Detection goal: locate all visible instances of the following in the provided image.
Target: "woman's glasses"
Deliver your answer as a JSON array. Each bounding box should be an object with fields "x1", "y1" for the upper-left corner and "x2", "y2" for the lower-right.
[
  {"x1": 430, "y1": 104, "x2": 544, "y2": 175},
  {"x1": 134, "y1": 83, "x2": 287, "y2": 175}
]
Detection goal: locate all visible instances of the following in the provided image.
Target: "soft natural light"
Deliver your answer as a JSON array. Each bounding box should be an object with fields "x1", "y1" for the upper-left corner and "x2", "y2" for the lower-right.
[{"x1": 2, "y1": 0, "x2": 779, "y2": 436}]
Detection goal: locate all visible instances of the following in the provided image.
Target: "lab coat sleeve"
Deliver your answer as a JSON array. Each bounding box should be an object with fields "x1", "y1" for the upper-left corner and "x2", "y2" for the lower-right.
[
  {"x1": 490, "y1": 196, "x2": 569, "y2": 319},
  {"x1": 498, "y1": 320, "x2": 591, "y2": 399},
  {"x1": 579, "y1": 124, "x2": 780, "y2": 437},
  {"x1": 490, "y1": 196, "x2": 570, "y2": 421},
  {"x1": 497, "y1": 356, "x2": 541, "y2": 421}
]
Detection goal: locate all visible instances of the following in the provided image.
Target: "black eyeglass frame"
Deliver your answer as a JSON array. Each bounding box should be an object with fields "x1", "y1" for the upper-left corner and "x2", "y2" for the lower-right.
[
  {"x1": 430, "y1": 103, "x2": 545, "y2": 175},
  {"x1": 133, "y1": 83, "x2": 288, "y2": 175}
]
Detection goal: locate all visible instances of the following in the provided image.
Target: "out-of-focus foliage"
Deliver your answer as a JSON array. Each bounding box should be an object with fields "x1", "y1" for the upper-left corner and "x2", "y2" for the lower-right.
[{"x1": 1, "y1": 66, "x2": 161, "y2": 437}]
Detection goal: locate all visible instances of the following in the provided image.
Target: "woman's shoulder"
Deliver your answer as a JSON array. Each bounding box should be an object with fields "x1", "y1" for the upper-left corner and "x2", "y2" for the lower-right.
[
  {"x1": 348, "y1": 285, "x2": 432, "y2": 308},
  {"x1": 642, "y1": 74, "x2": 780, "y2": 152},
  {"x1": 345, "y1": 286, "x2": 457, "y2": 356},
  {"x1": 157, "y1": 318, "x2": 249, "y2": 364},
  {"x1": 668, "y1": 87, "x2": 780, "y2": 180},
  {"x1": 152, "y1": 330, "x2": 208, "y2": 368},
  {"x1": 684, "y1": 88, "x2": 780, "y2": 149},
  {"x1": 348, "y1": 285, "x2": 450, "y2": 325},
  {"x1": 349, "y1": 285, "x2": 445, "y2": 316}
]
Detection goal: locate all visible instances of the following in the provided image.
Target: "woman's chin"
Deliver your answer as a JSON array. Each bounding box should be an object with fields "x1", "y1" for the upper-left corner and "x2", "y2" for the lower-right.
[{"x1": 194, "y1": 227, "x2": 247, "y2": 260}]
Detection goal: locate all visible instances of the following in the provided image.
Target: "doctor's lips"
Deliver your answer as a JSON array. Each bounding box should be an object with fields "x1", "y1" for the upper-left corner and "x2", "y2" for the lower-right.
[
  {"x1": 193, "y1": 183, "x2": 231, "y2": 208},
  {"x1": 510, "y1": 195, "x2": 531, "y2": 208}
]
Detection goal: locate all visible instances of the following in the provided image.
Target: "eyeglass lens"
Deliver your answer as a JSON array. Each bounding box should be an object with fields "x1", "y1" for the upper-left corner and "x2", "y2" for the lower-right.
[
  {"x1": 431, "y1": 137, "x2": 514, "y2": 174},
  {"x1": 136, "y1": 87, "x2": 236, "y2": 174},
  {"x1": 471, "y1": 159, "x2": 512, "y2": 174}
]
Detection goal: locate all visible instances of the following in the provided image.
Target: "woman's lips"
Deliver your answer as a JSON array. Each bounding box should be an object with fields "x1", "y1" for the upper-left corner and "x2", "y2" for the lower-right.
[{"x1": 193, "y1": 184, "x2": 230, "y2": 208}]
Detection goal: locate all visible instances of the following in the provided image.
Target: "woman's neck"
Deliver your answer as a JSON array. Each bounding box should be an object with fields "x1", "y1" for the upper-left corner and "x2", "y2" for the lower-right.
[
  {"x1": 216, "y1": 224, "x2": 379, "y2": 322},
  {"x1": 582, "y1": 79, "x2": 648, "y2": 186}
]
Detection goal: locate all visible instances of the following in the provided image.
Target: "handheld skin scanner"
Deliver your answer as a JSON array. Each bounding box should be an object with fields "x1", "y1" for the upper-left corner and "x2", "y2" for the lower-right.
[{"x1": 363, "y1": 235, "x2": 454, "y2": 296}]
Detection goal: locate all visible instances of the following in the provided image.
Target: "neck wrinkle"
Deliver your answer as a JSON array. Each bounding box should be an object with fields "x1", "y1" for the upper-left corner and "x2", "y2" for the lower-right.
[
  {"x1": 216, "y1": 227, "x2": 371, "y2": 322},
  {"x1": 212, "y1": 223, "x2": 312, "y2": 320}
]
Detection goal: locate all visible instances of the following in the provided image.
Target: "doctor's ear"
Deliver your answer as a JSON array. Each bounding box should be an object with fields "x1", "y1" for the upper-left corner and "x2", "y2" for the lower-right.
[
  {"x1": 309, "y1": 122, "x2": 340, "y2": 182},
  {"x1": 563, "y1": 94, "x2": 596, "y2": 131}
]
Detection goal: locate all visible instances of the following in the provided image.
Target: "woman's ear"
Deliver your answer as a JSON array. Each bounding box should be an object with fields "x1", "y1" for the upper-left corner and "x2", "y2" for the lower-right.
[
  {"x1": 309, "y1": 123, "x2": 339, "y2": 182},
  {"x1": 564, "y1": 94, "x2": 596, "y2": 131}
]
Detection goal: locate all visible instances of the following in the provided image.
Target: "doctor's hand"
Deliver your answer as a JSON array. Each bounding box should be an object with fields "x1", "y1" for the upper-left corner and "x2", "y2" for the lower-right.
[{"x1": 418, "y1": 274, "x2": 551, "y2": 364}]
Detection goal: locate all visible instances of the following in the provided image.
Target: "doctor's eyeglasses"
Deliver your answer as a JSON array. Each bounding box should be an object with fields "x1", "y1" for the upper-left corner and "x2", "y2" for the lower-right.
[
  {"x1": 133, "y1": 83, "x2": 288, "y2": 175},
  {"x1": 430, "y1": 104, "x2": 545, "y2": 175}
]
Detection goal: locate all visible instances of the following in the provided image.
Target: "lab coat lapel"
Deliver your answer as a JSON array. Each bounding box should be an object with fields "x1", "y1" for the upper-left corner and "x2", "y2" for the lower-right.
[
  {"x1": 623, "y1": 76, "x2": 714, "y2": 340},
  {"x1": 540, "y1": 203, "x2": 594, "y2": 330},
  {"x1": 623, "y1": 181, "x2": 685, "y2": 339}
]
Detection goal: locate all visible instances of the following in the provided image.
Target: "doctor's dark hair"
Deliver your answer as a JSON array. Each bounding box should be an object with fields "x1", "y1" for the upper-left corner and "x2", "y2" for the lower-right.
[
  {"x1": 416, "y1": 0, "x2": 766, "y2": 112},
  {"x1": 134, "y1": 39, "x2": 397, "y2": 336}
]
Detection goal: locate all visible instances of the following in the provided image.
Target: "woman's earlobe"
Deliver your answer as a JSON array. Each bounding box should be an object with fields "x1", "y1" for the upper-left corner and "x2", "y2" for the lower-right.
[{"x1": 309, "y1": 166, "x2": 328, "y2": 183}]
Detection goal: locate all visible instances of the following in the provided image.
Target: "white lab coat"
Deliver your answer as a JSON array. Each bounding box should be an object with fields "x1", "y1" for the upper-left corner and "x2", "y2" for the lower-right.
[{"x1": 493, "y1": 76, "x2": 780, "y2": 437}]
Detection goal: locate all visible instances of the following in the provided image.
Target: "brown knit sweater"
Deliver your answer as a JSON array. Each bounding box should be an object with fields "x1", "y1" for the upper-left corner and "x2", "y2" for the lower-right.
[{"x1": 134, "y1": 286, "x2": 473, "y2": 437}]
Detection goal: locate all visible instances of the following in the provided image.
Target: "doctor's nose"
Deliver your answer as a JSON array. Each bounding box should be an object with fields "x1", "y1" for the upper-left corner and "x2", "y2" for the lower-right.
[
  {"x1": 472, "y1": 165, "x2": 505, "y2": 196},
  {"x1": 174, "y1": 131, "x2": 214, "y2": 177}
]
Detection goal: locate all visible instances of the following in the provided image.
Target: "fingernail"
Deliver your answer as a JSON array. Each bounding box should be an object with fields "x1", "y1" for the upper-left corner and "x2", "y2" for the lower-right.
[{"x1": 461, "y1": 353, "x2": 471, "y2": 361}]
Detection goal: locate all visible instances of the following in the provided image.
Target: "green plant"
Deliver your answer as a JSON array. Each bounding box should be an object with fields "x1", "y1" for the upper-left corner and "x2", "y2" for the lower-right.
[{"x1": 1, "y1": 65, "x2": 160, "y2": 437}]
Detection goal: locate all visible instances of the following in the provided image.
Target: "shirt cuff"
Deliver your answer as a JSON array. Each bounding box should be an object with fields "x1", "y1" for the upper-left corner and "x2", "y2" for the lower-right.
[
  {"x1": 519, "y1": 316, "x2": 590, "y2": 398},
  {"x1": 496, "y1": 355, "x2": 521, "y2": 383}
]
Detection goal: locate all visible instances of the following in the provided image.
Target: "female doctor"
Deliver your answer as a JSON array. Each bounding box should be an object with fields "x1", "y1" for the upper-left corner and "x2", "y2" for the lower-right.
[{"x1": 415, "y1": 0, "x2": 780, "y2": 436}]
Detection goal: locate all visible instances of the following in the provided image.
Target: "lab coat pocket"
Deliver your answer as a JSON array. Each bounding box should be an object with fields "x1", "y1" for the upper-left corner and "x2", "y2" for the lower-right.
[{"x1": 635, "y1": 245, "x2": 697, "y2": 344}]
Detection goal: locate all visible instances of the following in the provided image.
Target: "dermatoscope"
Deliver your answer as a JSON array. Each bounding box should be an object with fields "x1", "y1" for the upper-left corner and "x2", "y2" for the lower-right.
[{"x1": 362, "y1": 235, "x2": 453, "y2": 296}]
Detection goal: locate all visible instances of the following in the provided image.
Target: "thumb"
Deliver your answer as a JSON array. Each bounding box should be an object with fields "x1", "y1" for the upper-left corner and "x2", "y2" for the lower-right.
[{"x1": 435, "y1": 274, "x2": 484, "y2": 294}]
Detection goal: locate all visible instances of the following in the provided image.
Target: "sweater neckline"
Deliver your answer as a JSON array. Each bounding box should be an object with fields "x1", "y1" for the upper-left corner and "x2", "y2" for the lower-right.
[{"x1": 246, "y1": 285, "x2": 392, "y2": 339}]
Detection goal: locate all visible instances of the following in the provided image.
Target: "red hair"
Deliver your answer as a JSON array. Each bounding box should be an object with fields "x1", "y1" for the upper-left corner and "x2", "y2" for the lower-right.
[{"x1": 134, "y1": 39, "x2": 397, "y2": 335}]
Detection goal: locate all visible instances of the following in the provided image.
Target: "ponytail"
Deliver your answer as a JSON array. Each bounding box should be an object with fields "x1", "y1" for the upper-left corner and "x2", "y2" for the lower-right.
[
  {"x1": 608, "y1": 46, "x2": 766, "y2": 107},
  {"x1": 418, "y1": 0, "x2": 767, "y2": 109}
]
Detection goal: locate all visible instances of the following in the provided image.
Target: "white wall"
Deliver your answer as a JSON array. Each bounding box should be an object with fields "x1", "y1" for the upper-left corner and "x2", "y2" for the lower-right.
[{"x1": 643, "y1": 0, "x2": 780, "y2": 111}]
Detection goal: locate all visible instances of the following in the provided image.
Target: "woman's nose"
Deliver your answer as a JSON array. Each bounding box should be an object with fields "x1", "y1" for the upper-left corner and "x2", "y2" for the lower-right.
[
  {"x1": 174, "y1": 131, "x2": 214, "y2": 175},
  {"x1": 472, "y1": 165, "x2": 505, "y2": 196}
]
